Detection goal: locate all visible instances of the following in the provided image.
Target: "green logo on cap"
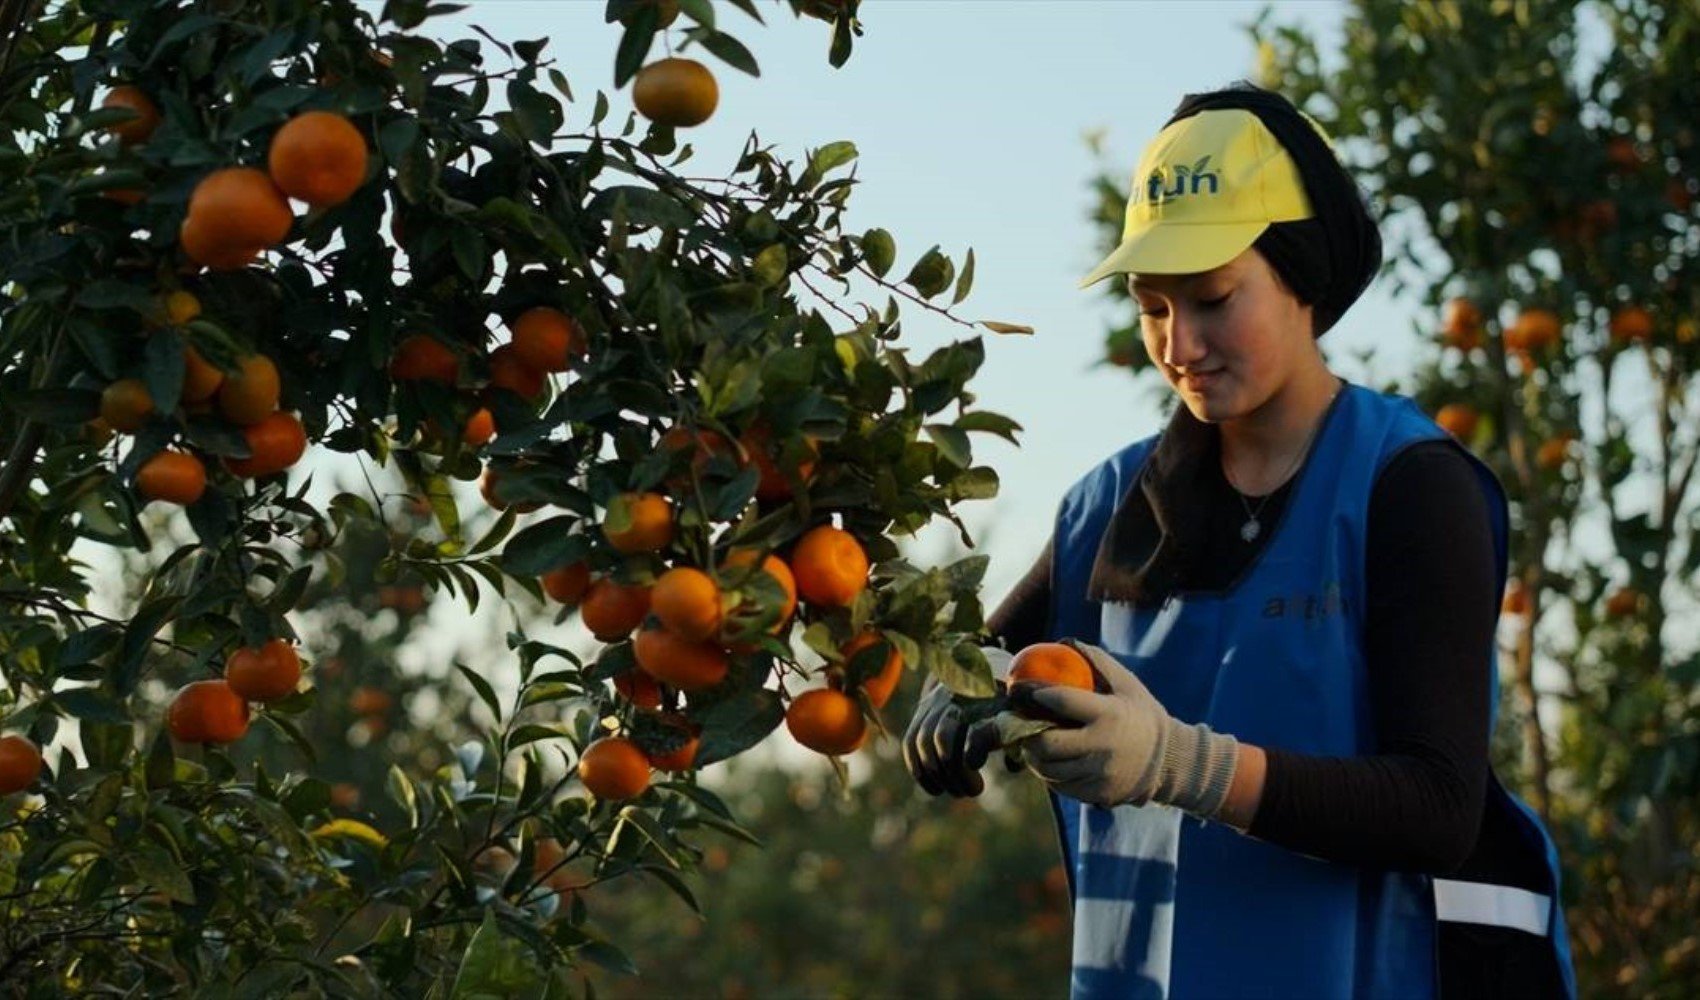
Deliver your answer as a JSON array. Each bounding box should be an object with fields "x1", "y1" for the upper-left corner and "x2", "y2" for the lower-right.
[{"x1": 1140, "y1": 155, "x2": 1220, "y2": 204}]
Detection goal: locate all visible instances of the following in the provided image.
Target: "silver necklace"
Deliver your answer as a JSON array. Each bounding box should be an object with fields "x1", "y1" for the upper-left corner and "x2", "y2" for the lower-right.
[{"x1": 1224, "y1": 381, "x2": 1341, "y2": 543}]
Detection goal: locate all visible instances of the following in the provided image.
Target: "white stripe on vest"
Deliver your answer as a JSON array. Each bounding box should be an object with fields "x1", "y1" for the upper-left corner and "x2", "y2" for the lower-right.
[{"x1": 1432, "y1": 878, "x2": 1552, "y2": 936}]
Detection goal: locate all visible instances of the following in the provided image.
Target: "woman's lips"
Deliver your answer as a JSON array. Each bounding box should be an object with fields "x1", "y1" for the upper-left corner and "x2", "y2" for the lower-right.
[{"x1": 1180, "y1": 369, "x2": 1223, "y2": 390}]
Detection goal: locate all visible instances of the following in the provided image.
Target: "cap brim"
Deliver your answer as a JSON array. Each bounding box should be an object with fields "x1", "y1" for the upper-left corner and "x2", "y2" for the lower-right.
[{"x1": 1078, "y1": 221, "x2": 1269, "y2": 289}]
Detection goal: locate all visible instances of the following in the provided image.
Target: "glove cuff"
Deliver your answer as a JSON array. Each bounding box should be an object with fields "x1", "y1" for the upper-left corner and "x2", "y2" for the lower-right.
[{"x1": 1153, "y1": 720, "x2": 1240, "y2": 822}]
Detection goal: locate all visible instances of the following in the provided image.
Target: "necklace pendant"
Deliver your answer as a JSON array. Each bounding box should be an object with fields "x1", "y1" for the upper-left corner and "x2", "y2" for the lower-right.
[{"x1": 1240, "y1": 518, "x2": 1262, "y2": 543}]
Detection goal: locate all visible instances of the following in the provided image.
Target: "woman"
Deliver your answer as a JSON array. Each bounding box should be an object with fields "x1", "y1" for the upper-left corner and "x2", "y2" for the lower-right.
[{"x1": 902, "y1": 85, "x2": 1575, "y2": 998}]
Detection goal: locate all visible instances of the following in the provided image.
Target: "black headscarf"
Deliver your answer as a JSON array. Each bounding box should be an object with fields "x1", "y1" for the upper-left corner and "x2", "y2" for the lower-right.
[{"x1": 1165, "y1": 84, "x2": 1382, "y2": 336}]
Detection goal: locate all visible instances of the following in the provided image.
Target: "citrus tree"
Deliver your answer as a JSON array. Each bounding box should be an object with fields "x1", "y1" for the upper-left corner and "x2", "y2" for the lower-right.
[
  {"x1": 0, "y1": 0, "x2": 1024, "y2": 991},
  {"x1": 1089, "y1": 1, "x2": 1700, "y2": 993}
]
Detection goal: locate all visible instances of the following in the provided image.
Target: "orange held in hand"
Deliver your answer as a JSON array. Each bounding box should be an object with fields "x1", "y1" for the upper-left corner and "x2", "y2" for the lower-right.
[
  {"x1": 634, "y1": 625, "x2": 729, "y2": 691},
  {"x1": 579, "y1": 578, "x2": 652, "y2": 641},
  {"x1": 632, "y1": 58, "x2": 719, "y2": 128},
  {"x1": 268, "y1": 110, "x2": 369, "y2": 208},
  {"x1": 0, "y1": 735, "x2": 43, "y2": 795},
  {"x1": 791, "y1": 525, "x2": 868, "y2": 608},
  {"x1": 167, "y1": 679, "x2": 251, "y2": 744},
  {"x1": 652, "y1": 567, "x2": 723, "y2": 642},
  {"x1": 136, "y1": 451, "x2": 207, "y2": 506},
  {"x1": 225, "y1": 638, "x2": 302, "y2": 703},
  {"x1": 225, "y1": 411, "x2": 307, "y2": 478},
  {"x1": 785, "y1": 688, "x2": 866, "y2": 756},
  {"x1": 603, "y1": 492, "x2": 674, "y2": 554},
  {"x1": 580, "y1": 737, "x2": 650, "y2": 800},
  {"x1": 1009, "y1": 642, "x2": 1097, "y2": 693},
  {"x1": 510, "y1": 306, "x2": 586, "y2": 373}
]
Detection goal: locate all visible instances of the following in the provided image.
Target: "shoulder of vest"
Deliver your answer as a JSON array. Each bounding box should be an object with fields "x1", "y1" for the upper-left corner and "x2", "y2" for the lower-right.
[{"x1": 1058, "y1": 434, "x2": 1159, "y2": 519}]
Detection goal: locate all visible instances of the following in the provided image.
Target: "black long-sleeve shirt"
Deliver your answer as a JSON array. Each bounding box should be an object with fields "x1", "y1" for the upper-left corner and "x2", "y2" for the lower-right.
[{"x1": 987, "y1": 438, "x2": 1498, "y2": 874}]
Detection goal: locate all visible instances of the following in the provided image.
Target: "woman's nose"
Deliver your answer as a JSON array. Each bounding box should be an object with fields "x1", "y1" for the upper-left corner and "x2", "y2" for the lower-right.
[{"x1": 1164, "y1": 309, "x2": 1208, "y2": 369}]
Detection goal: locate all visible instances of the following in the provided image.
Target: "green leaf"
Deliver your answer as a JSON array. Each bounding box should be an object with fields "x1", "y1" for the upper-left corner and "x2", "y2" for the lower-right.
[
  {"x1": 800, "y1": 140, "x2": 857, "y2": 188},
  {"x1": 129, "y1": 845, "x2": 195, "y2": 904},
  {"x1": 904, "y1": 247, "x2": 955, "y2": 299},
  {"x1": 978, "y1": 320, "x2": 1035, "y2": 336},
  {"x1": 508, "y1": 724, "x2": 568, "y2": 749},
  {"x1": 143, "y1": 328, "x2": 187, "y2": 415},
  {"x1": 955, "y1": 410, "x2": 1023, "y2": 442},
  {"x1": 829, "y1": 10, "x2": 854, "y2": 67},
  {"x1": 678, "y1": 0, "x2": 715, "y2": 28},
  {"x1": 499, "y1": 518, "x2": 589, "y2": 577},
  {"x1": 861, "y1": 228, "x2": 895, "y2": 277},
  {"x1": 613, "y1": 8, "x2": 659, "y2": 88},
  {"x1": 452, "y1": 910, "x2": 546, "y2": 997},
  {"x1": 925, "y1": 425, "x2": 972, "y2": 468},
  {"x1": 695, "y1": 688, "x2": 784, "y2": 766},
  {"x1": 59, "y1": 623, "x2": 123, "y2": 669},
  {"x1": 697, "y1": 30, "x2": 760, "y2": 77},
  {"x1": 387, "y1": 765, "x2": 420, "y2": 828},
  {"x1": 457, "y1": 663, "x2": 504, "y2": 722},
  {"x1": 12, "y1": 388, "x2": 99, "y2": 424},
  {"x1": 117, "y1": 597, "x2": 182, "y2": 695},
  {"x1": 929, "y1": 641, "x2": 997, "y2": 698},
  {"x1": 952, "y1": 248, "x2": 976, "y2": 304},
  {"x1": 506, "y1": 79, "x2": 564, "y2": 143},
  {"x1": 750, "y1": 243, "x2": 788, "y2": 287},
  {"x1": 145, "y1": 726, "x2": 175, "y2": 791}
]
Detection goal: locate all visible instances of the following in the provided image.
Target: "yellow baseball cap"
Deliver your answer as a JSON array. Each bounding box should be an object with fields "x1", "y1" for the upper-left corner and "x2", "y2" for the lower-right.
[{"x1": 1080, "y1": 108, "x2": 1317, "y2": 288}]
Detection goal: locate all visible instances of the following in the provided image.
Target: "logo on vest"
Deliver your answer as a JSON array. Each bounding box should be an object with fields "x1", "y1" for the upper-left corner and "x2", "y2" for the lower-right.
[
  {"x1": 1138, "y1": 155, "x2": 1222, "y2": 205},
  {"x1": 1261, "y1": 581, "x2": 1347, "y2": 622}
]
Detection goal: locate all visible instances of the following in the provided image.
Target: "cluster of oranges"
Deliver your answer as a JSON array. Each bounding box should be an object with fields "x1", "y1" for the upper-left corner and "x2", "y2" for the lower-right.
[
  {"x1": 164, "y1": 638, "x2": 303, "y2": 746},
  {"x1": 91, "y1": 90, "x2": 370, "y2": 506},
  {"x1": 391, "y1": 304, "x2": 586, "y2": 453},
  {"x1": 531, "y1": 453, "x2": 906, "y2": 798}
]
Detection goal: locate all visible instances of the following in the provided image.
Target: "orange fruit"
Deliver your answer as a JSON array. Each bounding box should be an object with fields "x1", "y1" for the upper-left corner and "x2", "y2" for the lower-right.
[
  {"x1": 580, "y1": 578, "x2": 652, "y2": 641},
  {"x1": 1536, "y1": 436, "x2": 1571, "y2": 471},
  {"x1": 791, "y1": 525, "x2": 868, "y2": 608},
  {"x1": 1605, "y1": 588, "x2": 1639, "y2": 618},
  {"x1": 100, "y1": 378, "x2": 154, "y2": 433},
  {"x1": 1610, "y1": 306, "x2": 1653, "y2": 344},
  {"x1": 0, "y1": 735, "x2": 43, "y2": 795},
  {"x1": 161, "y1": 290, "x2": 202, "y2": 326},
  {"x1": 1009, "y1": 642, "x2": 1097, "y2": 693},
  {"x1": 613, "y1": 668, "x2": 663, "y2": 710},
  {"x1": 837, "y1": 631, "x2": 904, "y2": 709},
  {"x1": 225, "y1": 411, "x2": 307, "y2": 478},
  {"x1": 510, "y1": 306, "x2": 586, "y2": 373},
  {"x1": 541, "y1": 562, "x2": 592, "y2": 605},
  {"x1": 102, "y1": 85, "x2": 161, "y2": 146},
  {"x1": 743, "y1": 425, "x2": 818, "y2": 501},
  {"x1": 102, "y1": 183, "x2": 146, "y2": 206},
  {"x1": 652, "y1": 567, "x2": 723, "y2": 641},
  {"x1": 217, "y1": 354, "x2": 281, "y2": 426},
  {"x1": 785, "y1": 689, "x2": 866, "y2": 756},
  {"x1": 348, "y1": 686, "x2": 392, "y2": 716},
  {"x1": 179, "y1": 168, "x2": 293, "y2": 270},
  {"x1": 225, "y1": 638, "x2": 302, "y2": 703},
  {"x1": 463, "y1": 407, "x2": 495, "y2": 447},
  {"x1": 1435, "y1": 404, "x2": 1479, "y2": 440},
  {"x1": 1440, "y1": 297, "x2": 1483, "y2": 350},
  {"x1": 136, "y1": 451, "x2": 207, "y2": 505},
  {"x1": 647, "y1": 715, "x2": 700, "y2": 772},
  {"x1": 182, "y1": 344, "x2": 225, "y2": 403},
  {"x1": 330, "y1": 783, "x2": 361, "y2": 810},
  {"x1": 479, "y1": 466, "x2": 542, "y2": 514},
  {"x1": 722, "y1": 550, "x2": 798, "y2": 628},
  {"x1": 167, "y1": 679, "x2": 251, "y2": 744},
  {"x1": 1507, "y1": 309, "x2": 1561, "y2": 352},
  {"x1": 1606, "y1": 135, "x2": 1640, "y2": 170},
  {"x1": 579, "y1": 737, "x2": 650, "y2": 800},
  {"x1": 390, "y1": 335, "x2": 459, "y2": 384},
  {"x1": 1502, "y1": 584, "x2": 1531, "y2": 617},
  {"x1": 603, "y1": 492, "x2": 674, "y2": 554},
  {"x1": 632, "y1": 58, "x2": 719, "y2": 128},
  {"x1": 634, "y1": 625, "x2": 729, "y2": 691},
  {"x1": 488, "y1": 343, "x2": 546, "y2": 399},
  {"x1": 268, "y1": 110, "x2": 369, "y2": 208}
]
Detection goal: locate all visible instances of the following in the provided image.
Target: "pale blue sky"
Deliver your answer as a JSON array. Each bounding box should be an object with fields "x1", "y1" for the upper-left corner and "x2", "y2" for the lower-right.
[{"x1": 392, "y1": 0, "x2": 1415, "y2": 599}]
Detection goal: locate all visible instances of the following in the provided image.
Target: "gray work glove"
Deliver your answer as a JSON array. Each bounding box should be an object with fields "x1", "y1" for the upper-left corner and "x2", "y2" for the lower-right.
[
  {"x1": 1022, "y1": 640, "x2": 1240, "y2": 818},
  {"x1": 901, "y1": 646, "x2": 1015, "y2": 797}
]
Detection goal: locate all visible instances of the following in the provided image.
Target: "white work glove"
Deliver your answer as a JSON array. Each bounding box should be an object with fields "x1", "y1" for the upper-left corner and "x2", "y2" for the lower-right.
[
  {"x1": 1021, "y1": 640, "x2": 1240, "y2": 818},
  {"x1": 901, "y1": 646, "x2": 1015, "y2": 798}
]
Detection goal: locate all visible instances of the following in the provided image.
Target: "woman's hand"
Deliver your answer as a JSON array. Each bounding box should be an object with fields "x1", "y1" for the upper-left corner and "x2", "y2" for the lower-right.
[
  {"x1": 1023, "y1": 640, "x2": 1241, "y2": 817},
  {"x1": 901, "y1": 646, "x2": 1013, "y2": 797}
]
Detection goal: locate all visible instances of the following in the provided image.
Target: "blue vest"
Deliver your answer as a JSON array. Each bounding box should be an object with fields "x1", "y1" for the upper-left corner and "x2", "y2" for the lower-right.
[{"x1": 1046, "y1": 384, "x2": 1576, "y2": 998}]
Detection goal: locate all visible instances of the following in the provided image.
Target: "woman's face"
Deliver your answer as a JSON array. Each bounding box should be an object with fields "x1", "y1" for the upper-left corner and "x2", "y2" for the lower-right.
[{"x1": 1130, "y1": 248, "x2": 1315, "y2": 424}]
